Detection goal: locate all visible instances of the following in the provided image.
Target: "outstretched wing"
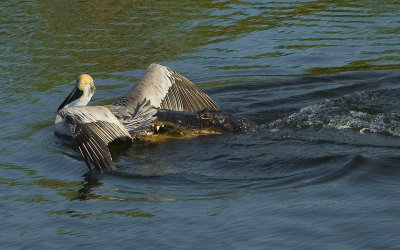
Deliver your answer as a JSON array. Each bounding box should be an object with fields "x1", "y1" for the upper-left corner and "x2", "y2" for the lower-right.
[
  {"x1": 59, "y1": 106, "x2": 132, "y2": 172},
  {"x1": 114, "y1": 63, "x2": 220, "y2": 112},
  {"x1": 122, "y1": 99, "x2": 157, "y2": 134}
]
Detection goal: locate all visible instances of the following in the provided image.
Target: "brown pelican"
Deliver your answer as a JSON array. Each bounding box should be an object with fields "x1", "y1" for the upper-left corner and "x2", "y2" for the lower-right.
[{"x1": 56, "y1": 64, "x2": 247, "y2": 172}]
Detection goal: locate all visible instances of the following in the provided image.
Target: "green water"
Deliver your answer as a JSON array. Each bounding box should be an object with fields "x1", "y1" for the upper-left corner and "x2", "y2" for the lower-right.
[{"x1": 1, "y1": 1, "x2": 400, "y2": 249}]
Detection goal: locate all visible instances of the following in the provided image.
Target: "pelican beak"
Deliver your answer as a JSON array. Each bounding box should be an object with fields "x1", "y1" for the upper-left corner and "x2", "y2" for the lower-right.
[{"x1": 57, "y1": 84, "x2": 84, "y2": 111}]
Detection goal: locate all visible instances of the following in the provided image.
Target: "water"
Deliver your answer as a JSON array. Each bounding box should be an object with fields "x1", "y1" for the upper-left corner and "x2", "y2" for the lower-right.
[{"x1": 1, "y1": 1, "x2": 400, "y2": 249}]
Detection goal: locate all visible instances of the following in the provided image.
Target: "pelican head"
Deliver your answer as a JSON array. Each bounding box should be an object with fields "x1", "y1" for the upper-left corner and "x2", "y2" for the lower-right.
[{"x1": 58, "y1": 74, "x2": 95, "y2": 110}]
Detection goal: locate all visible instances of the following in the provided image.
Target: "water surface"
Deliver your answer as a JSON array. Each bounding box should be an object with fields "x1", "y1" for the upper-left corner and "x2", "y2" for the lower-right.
[{"x1": 1, "y1": 0, "x2": 400, "y2": 249}]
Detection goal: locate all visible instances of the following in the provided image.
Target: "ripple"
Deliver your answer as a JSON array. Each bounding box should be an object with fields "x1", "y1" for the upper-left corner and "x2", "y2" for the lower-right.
[{"x1": 2, "y1": 1, "x2": 400, "y2": 248}]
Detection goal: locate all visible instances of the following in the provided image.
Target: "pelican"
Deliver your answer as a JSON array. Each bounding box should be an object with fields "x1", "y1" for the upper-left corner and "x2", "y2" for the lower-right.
[{"x1": 56, "y1": 63, "x2": 252, "y2": 172}]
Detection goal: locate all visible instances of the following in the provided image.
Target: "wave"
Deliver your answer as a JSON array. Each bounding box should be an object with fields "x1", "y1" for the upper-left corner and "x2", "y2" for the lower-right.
[{"x1": 267, "y1": 89, "x2": 400, "y2": 137}]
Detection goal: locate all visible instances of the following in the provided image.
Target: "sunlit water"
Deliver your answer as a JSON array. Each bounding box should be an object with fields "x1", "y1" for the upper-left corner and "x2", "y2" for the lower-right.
[{"x1": 1, "y1": 1, "x2": 400, "y2": 249}]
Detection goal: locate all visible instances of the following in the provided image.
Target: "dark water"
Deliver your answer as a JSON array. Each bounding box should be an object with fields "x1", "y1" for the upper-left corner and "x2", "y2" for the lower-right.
[{"x1": 2, "y1": 1, "x2": 400, "y2": 249}]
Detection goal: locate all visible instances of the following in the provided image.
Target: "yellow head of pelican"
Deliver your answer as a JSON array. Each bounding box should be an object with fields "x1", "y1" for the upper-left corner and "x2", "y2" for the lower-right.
[{"x1": 58, "y1": 74, "x2": 95, "y2": 110}]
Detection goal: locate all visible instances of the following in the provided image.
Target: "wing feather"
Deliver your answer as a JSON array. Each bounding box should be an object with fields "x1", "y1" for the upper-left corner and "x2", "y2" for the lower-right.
[
  {"x1": 114, "y1": 64, "x2": 220, "y2": 112},
  {"x1": 123, "y1": 99, "x2": 157, "y2": 133},
  {"x1": 59, "y1": 106, "x2": 132, "y2": 172}
]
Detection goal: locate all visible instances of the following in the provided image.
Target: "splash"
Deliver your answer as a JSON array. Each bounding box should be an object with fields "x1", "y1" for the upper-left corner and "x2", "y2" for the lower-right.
[{"x1": 268, "y1": 90, "x2": 400, "y2": 137}]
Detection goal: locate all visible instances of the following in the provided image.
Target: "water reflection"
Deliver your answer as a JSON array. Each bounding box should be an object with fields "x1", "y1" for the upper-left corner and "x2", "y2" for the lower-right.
[
  {"x1": 2, "y1": 0, "x2": 399, "y2": 96},
  {"x1": 47, "y1": 208, "x2": 155, "y2": 219},
  {"x1": 76, "y1": 172, "x2": 176, "y2": 202},
  {"x1": 0, "y1": 161, "x2": 175, "y2": 204},
  {"x1": 77, "y1": 173, "x2": 103, "y2": 201}
]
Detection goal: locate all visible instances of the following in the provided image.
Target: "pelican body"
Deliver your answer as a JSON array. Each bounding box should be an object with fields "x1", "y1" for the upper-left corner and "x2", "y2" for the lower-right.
[{"x1": 56, "y1": 64, "x2": 247, "y2": 172}]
